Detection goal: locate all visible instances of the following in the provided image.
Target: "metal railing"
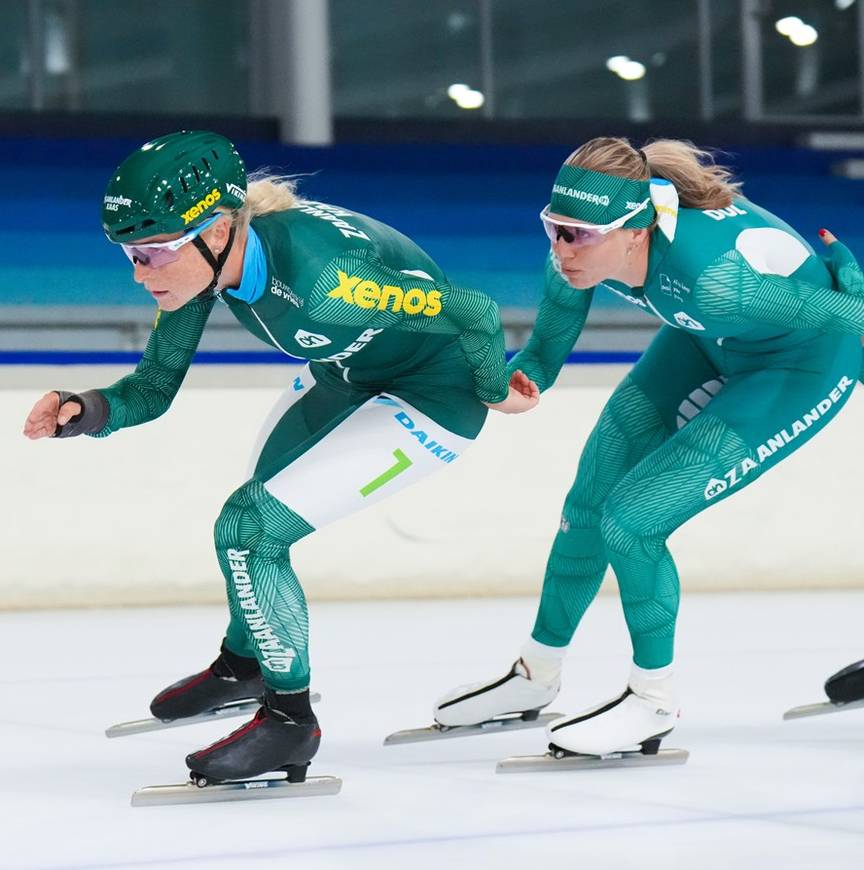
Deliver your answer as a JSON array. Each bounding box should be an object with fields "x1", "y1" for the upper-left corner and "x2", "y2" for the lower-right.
[{"x1": 0, "y1": 305, "x2": 660, "y2": 356}]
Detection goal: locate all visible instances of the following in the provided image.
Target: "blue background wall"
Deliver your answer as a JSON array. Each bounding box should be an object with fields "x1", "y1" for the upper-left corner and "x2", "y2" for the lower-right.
[{"x1": 1, "y1": 136, "x2": 862, "y2": 313}]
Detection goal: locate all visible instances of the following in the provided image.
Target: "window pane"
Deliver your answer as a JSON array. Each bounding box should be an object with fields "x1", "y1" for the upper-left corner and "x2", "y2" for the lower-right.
[
  {"x1": 1, "y1": 0, "x2": 252, "y2": 115},
  {"x1": 329, "y1": 1, "x2": 758, "y2": 123},
  {"x1": 492, "y1": 0, "x2": 699, "y2": 120},
  {"x1": 710, "y1": 2, "x2": 744, "y2": 119},
  {"x1": 80, "y1": 0, "x2": 249, "y2": 114},
  {"x1": 761, "y1": 0, "x2": 859, "y2": 116},
  {"x1": 331, "y1": 0, "x2": 482, "y2": 118},
  {"x1": 0, "y1": 4, "x2": 40, "y2": 109}
]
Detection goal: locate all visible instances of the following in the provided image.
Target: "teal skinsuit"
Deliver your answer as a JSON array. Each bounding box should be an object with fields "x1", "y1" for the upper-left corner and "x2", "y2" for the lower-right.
[
  {"x1": 514, "y1": 198, "x2": 862, "y2": 668},
  {"x1": 87, "y1": 201, "x2": 510, "y2": 690}
]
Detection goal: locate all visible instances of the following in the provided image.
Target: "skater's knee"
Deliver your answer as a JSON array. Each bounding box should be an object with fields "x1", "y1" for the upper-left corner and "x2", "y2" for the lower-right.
[
  {"x1": 554, "y1": 497, "x2": 603, "y2": 551},
  {"x1": 600, "y1": 496, "x2": 665, "y2": 562},
  {"x1": 214, "y1": 480, "x2": 314, "y2": 551},
  {"x1": 561, "y1": 494, "x2": 602, "y2": 532}
]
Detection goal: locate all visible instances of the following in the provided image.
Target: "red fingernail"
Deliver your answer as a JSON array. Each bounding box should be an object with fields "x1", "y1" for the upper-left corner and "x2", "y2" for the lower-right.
[{"x1": 819, "y1": 229, "x2": 827, "y2": 236}]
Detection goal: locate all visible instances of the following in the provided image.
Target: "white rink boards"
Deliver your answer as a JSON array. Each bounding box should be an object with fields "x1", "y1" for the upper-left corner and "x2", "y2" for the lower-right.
[
  {"x1": 5, "y1": 366, "x2": 864, "y2": 608},
  {"x1": 2, "y1": 592, "x2": 864, "y2": 870}
]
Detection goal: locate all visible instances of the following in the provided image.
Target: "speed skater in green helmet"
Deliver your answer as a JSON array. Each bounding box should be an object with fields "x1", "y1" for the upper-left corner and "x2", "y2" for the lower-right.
[{"x1": 102, "y1": 130, "x2": 247, "y2": 296}]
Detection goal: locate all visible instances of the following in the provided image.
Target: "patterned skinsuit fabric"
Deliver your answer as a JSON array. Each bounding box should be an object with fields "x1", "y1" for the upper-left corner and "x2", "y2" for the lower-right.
[
  {"x1": 515, "y1": 199, "x2": 862, "y2": 669},
  {"x1": 216, "y1": 480, "x2": 315, "y2": 691},
  {"x1": 85, "y1": 203, "x2": 512, "y2": 690},
  {"x1": 90, "y1": 298, "x2": 215, "y2": 435},
  {"x1": 824, "y1": 242, "x2": 864, "y2": 384}
]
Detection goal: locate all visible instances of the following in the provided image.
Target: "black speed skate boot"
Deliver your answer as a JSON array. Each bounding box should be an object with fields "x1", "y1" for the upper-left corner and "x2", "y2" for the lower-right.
[
  {"x1": 149, "y1": 642, "x2": 265, "y2": 721},
  {"x1": 185, "y1": 689, "x2": 320, "y2": 786},
  {"x1": 825, "y1": 658, "x2": 864, "y2": 704}
]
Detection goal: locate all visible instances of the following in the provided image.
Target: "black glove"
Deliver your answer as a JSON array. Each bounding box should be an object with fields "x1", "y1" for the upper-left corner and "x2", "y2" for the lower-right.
[{"x1": 52, "y1": 390, "x2": 109, "y2": 438}]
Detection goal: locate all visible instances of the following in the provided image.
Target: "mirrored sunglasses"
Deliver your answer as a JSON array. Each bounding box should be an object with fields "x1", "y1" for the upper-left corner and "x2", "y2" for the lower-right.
[
  {"x1": 539, "y1": 199, "x2": 650, "y2": 247},
  {"x1": 120, "y1": 214, "x2": 222, "y2": 268}
]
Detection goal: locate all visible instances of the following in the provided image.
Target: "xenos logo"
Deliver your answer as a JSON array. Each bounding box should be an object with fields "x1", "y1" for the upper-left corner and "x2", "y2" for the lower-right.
[
  {"x1": 181, "y1": 187, "x2": 221, "y2": 224},
  {"x1": 328, "y1": 271, "x2": 442, "y2": 316}
]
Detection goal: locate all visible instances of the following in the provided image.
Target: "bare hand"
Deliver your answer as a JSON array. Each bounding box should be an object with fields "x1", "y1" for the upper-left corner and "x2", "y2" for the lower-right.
[
  {"x1": 23, "y1": 392, "x2": 81, "y2": 440},
  {"x1": 484, "y1": 369, "x2": 540, "y2": 414}
]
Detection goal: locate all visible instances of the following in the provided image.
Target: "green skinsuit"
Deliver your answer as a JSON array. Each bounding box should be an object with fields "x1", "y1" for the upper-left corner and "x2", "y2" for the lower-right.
[
  {"x1": 514, "y1": 198, "x2": 862, "y2": 668},
  {"x1": 88, "y1": 202, "x2": 510, "y2": 690}
]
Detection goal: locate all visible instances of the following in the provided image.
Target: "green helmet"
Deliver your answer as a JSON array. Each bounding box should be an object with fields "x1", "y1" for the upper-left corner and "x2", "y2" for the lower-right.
[{"x1": 102, "y1": 130, "x2": 247, "y2": 243}]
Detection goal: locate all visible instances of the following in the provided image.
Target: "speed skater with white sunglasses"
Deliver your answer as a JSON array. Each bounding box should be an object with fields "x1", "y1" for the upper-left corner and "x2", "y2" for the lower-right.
[
  {"x1": 21, "y1": 130, "x2": 537, "y2": 795},
  {"x1": 432, "y1": 136, "x2": 864, "y2": 768}
]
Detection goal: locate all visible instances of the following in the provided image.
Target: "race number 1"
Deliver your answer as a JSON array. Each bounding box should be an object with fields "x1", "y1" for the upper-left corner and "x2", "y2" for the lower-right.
[{"x1": 359, "y1": 448, "x2": 413, "y2": 497}]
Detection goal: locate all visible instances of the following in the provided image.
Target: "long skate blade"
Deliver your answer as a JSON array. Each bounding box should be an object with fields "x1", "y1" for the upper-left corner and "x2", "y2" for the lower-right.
[
  {"x1": 131, "y1": 775, "x2": 341, "y2": 807},
  {"x1": 383, "y1": 711, "x2": 563, "y2": 746},
  {"x1": 106, "y1": 692, "x2": 322, "y2": 738},
  {"x1": 783, "y1": 697, "x2": 864, "y2": 720},
  {"x1": 496, "y1": 747, "x2": 689, "y2": 774}
]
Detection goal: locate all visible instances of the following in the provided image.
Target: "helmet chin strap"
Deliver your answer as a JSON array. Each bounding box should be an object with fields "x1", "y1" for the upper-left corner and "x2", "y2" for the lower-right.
[{"x1": 191, "y1": 226, "x2": 236, "y2": 298}]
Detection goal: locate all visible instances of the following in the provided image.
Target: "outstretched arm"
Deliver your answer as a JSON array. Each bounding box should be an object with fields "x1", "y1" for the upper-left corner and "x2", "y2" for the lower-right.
[
  {"x1": 23, "y1": 300, "x2": 214, "y2": 440},
  {"x1": 507, "y1": 254, "x2": 594, "y2": 392},
  {"x1": 76, "y1": 298, "x2": 214, "y2": 437},
  {"x1": 92, "y1": 299, "x2": 214, "y2": 435}
]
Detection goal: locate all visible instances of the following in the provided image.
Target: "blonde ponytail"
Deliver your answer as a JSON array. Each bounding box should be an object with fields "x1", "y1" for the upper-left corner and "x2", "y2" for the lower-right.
[
  {"x1": 232, "y1": 171, "x2": 306, "y2": 231},
  {"x1": 565, "y1": 136, "x2": 742, "y2": 210},
  {"x1": 642, "y1": 139, "x2": 741, "y2": 209}
]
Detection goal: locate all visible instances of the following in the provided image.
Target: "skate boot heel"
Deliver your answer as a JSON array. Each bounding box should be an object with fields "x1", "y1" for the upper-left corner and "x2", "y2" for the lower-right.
[
  {"x1": 283, "y1": 763, "x2": 310, "y2": 784},
  {"x1": 521, "y1": 708, "x2": 540, "y2": 722},
  {"x1": 640, "y1": 728, "x2": 673, "y2": 755}
]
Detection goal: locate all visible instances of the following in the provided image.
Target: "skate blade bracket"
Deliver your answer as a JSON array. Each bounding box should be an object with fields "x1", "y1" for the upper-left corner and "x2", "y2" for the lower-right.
[
  {"x1": 782, "y1": 697, "x2": 864, "y2": 721},
  {"x1": 106, "y1": 692, "x2": 322, "y2": 738},
  {"x1": 383, "y1": 710, "x2": 563, "y2": 746},
  {"x1": 131, "y1": 773, "x2": 341, "y2": 807},
  {"x1": 496, "y1": 745, "x2": 689, "y2": 774}
]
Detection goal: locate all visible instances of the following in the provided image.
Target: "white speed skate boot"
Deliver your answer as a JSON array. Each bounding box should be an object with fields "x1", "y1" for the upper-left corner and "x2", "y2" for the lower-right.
[
  {"x1": 384, "y1": 639, "x2": 565, "y2": 745},
  {"x1": 497, "y1": 664, "x2": 689, "y2": 773}
]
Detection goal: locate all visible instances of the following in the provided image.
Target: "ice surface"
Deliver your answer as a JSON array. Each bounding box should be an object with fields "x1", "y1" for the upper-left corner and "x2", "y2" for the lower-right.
[{"x1": 2, "y1": 591, "x2": 864, "y2": 870}]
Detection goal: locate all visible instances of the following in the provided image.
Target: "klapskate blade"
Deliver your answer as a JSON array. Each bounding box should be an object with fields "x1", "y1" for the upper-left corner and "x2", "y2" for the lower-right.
[
  {"x1": 496, "y1": 747, "x2": 689, "y2": 773},
  {"x1": 783, "y1": 697, "x2": 864, "y2": 720},
  {"x1": 131, "y1": 775, "x2": 342, "y2": 807},
  {"x1": 106, "y1": 692, "x2": 322, "y2": 738},
  {"x1": 383, "y1": 712, "x2": 563, "y2": 745}
]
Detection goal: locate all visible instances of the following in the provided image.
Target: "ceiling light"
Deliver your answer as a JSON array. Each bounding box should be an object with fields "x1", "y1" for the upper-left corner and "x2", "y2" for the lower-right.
[
  {"x1": 775, "y1": 16, "x2": 804, "y2": 36},
  {"x1": 617, "y1": 60, "x2": 646, "y2": 81},
  {"x1": 454, "y1": 88, "x2": 485, "y2": 110},
  {"x1": 789, "y1": 23, "x2": 818, "y2": 45}
]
